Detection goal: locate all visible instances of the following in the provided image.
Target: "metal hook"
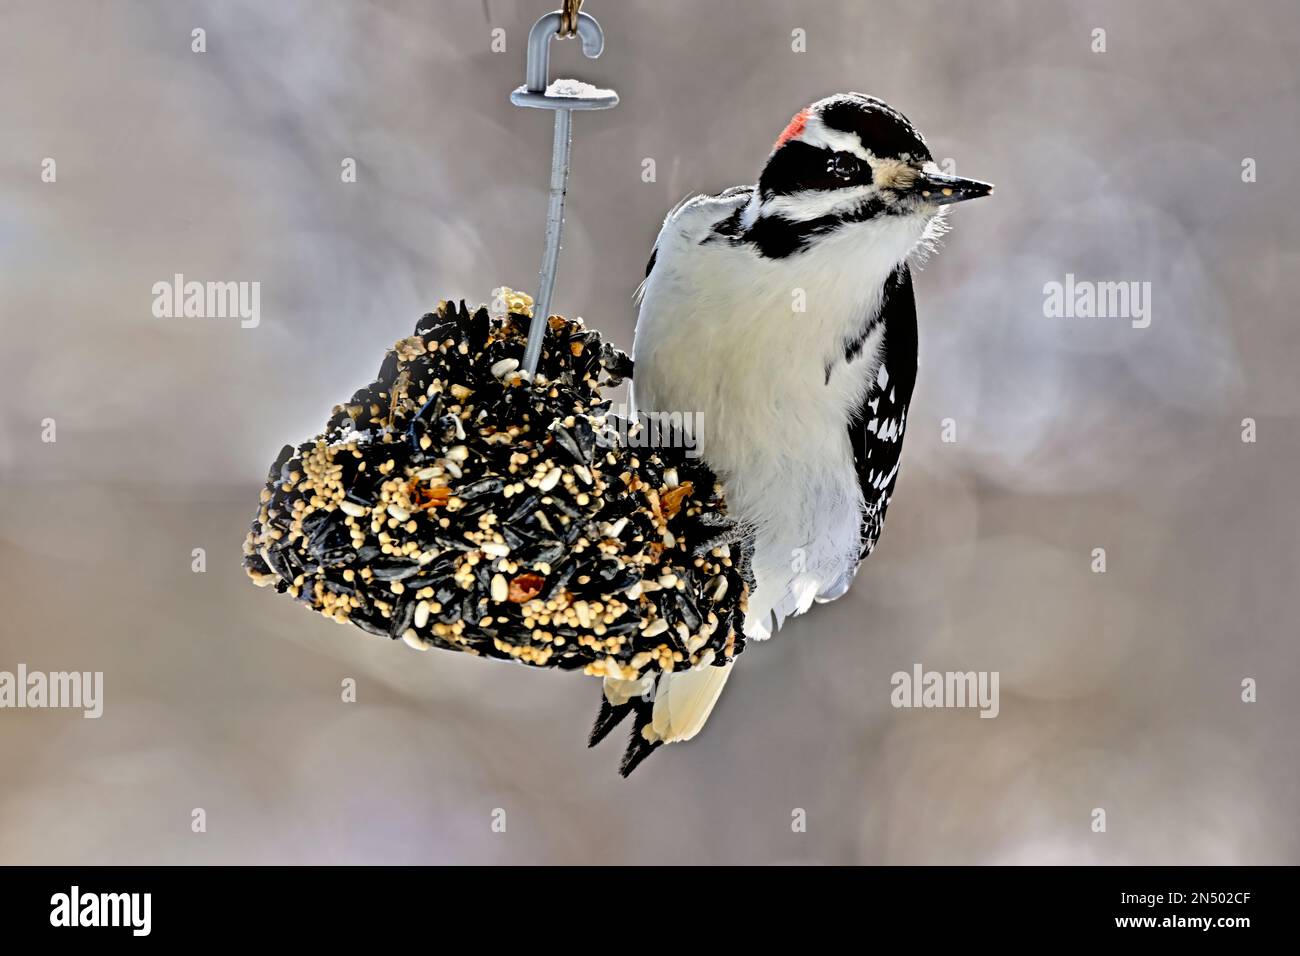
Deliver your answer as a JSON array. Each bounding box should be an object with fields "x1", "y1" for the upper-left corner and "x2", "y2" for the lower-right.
[
  {"x1": 510, "y1": 10, "x2": 618, "y2": 375},
  {"x1": 512, "y1": 12, "x2": 617, "y2": 109}
]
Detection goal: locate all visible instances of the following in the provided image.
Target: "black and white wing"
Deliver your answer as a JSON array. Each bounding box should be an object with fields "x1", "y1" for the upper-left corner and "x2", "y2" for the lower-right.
[
  {"x1": 634, "y1": 186, "x2": 755, "y2": 307},
  {"x1": 848, "y1": 263, "x2": 918, "y2": 564},
  {"x1": 632, "y1": 186, "x2": 755, "y2": 416}
]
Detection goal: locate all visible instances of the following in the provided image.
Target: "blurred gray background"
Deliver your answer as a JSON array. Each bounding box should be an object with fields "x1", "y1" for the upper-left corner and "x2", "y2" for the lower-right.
[{"x1": 2, "y1": 0, "x2": 1298, "y2": 864}]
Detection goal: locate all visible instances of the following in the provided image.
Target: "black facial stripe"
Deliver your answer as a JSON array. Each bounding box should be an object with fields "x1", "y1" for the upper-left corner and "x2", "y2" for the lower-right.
[
  {"x1": 701, "y1": 191, "x2": 891, "y2": 259},
  {"x1": 819, "y1": 94, "x2": 931, "y2": 162},
  {"x1": 733, "y1": 195, "x2": 887, "y2": 258},
  {"x1": 741, "y1": 213, "x2": 841, "y2": 258},
  {"x1": 759, "y1": 140, "x2": 870, "y2": 196}
]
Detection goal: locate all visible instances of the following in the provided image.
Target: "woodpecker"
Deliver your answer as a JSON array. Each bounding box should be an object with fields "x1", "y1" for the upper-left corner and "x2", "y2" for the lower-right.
[{"x1": 594, "y1": 92, "x2": 992, "y2": 773}]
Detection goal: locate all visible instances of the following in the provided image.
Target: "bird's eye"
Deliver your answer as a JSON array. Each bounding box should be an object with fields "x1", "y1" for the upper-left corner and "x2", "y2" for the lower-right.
[{"x1": 827, "y1": 152, "x2": 862, "y2": 181}]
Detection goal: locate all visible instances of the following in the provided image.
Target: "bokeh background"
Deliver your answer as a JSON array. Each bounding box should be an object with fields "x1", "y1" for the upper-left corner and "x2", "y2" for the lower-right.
[{"x1": 2, "y1": 0, "x2": 1298, "y2": 864}]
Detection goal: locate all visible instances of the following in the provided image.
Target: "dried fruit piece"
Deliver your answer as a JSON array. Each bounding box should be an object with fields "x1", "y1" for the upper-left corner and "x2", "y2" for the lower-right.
[
  {"x1": 410, "y1": 482, "x2": 452, "y2": 509},
  {"x1": 508, "y1": 573, "x2": 545, "y2": 603},
  {"x1": 660, "y1": 481, "x2": 694, "y2": 520}
]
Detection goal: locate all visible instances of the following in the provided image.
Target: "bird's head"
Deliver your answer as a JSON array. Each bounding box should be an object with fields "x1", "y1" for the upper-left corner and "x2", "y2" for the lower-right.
[{"x1": 748, "y1": 92, "x2": 991, "y2": 258}]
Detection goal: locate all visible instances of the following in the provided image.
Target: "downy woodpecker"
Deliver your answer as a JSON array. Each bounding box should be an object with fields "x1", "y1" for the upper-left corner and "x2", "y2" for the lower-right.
[{"x1": 595, "y1": 92, "x2": 991, "y2": 774}]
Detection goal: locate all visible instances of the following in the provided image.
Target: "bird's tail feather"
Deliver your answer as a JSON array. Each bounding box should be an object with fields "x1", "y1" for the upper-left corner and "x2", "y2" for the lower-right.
[
  {"x1": 587, "y1": 695, "x2": 632, "y2": 748},
  {"x1": 588, "y1": 663, "x2": 735, "y2": 776},
  {"x1": 586, "y1": 692, "x2": 660, "y2": 776},
  {"x1": 652, "y1": 661, "x2": 733, "y2": 743}
]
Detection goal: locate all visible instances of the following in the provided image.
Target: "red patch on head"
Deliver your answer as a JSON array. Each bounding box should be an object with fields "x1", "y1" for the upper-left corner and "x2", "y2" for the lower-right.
[{"x1": 774, "y1": 108, "x2": 809, "y2": 150}]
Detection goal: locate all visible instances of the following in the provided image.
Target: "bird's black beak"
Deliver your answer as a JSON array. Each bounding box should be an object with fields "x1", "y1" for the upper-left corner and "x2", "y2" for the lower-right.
[{"x1": 913, "y1": 170, "x2": 993, "y2": 206}]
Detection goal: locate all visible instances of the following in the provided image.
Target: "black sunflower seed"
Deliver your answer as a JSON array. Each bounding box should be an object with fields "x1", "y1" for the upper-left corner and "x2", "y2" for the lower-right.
[
  {"x1": 549, "y1": 423, "x2": 587, "y2": 464},
  {"x1": 454, "y1": 497, "x2": 491, "y2": 520},
  {"x1": 266, "y1": 444, "x2": 294, "y2": 484},
  {"x1": 432, "y1": 534, "x2": 476, "y2": 552},
  {"x1": 350, "y1": 610, "x2": 390, "y2": 638},
  {"x1": 547, "y1": 494, "x2": 581, "y2": 519},
  {"x1": 369, "y1": 559, "x2": 422, "y2": 582},
  {"x1": 500, "y1": 524, "x2": 534, "y2": 552},
  {"x1": 527, "y1": 539, "x2": 565, "y2": 565},
  {"x1": 605, "y1": 567, "x2": 640, "y2": 593},
  {"x1": 388, "y1": 598, "x2": 417, "y2": 638},
  {"x1": 258, "y1": 546, "x2": 291, "y2": 581},
  {"x1": 673, "y1": 591, "x2": 703, "y2": 633},
  {"x1": 539, "y1": 557, "x2": 576, "y2": 602},
  {"x1": 456, "y1": 477, "x2": 503, "y2": 500}
]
